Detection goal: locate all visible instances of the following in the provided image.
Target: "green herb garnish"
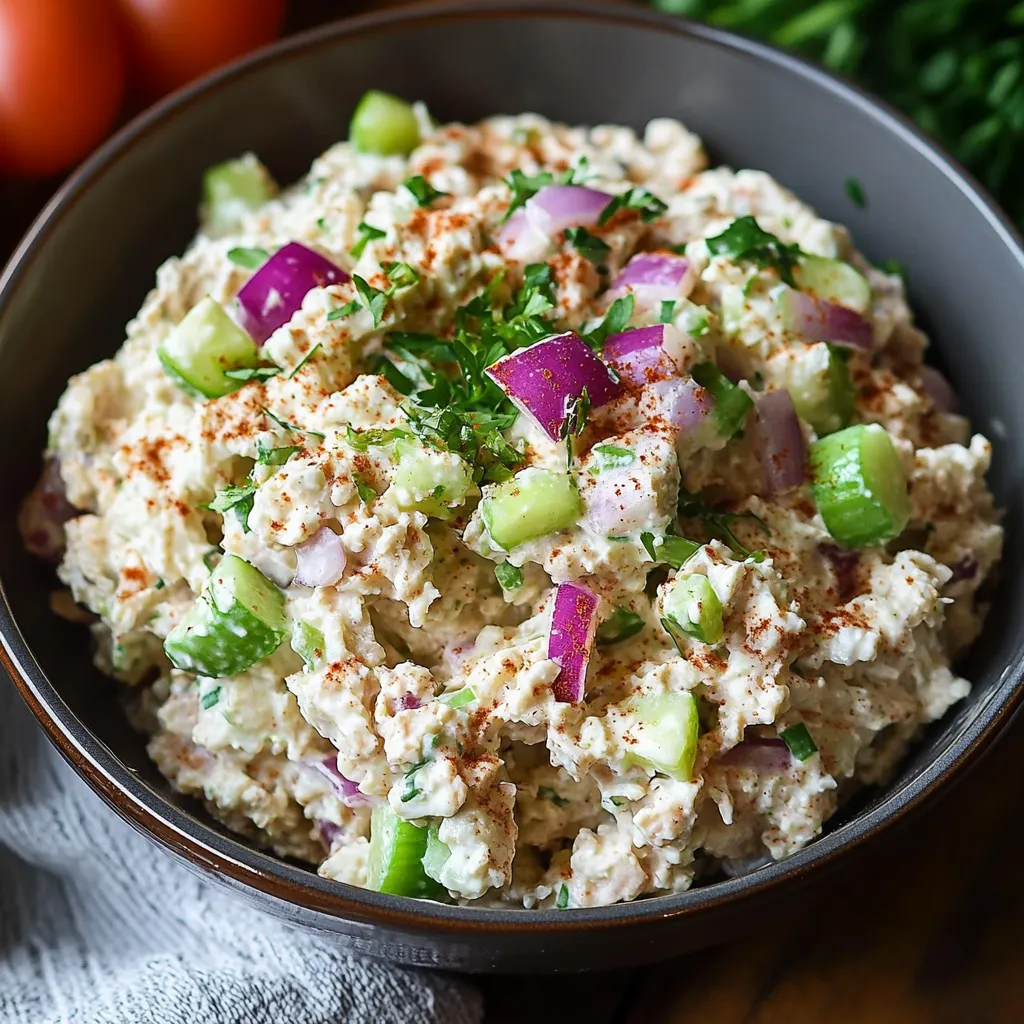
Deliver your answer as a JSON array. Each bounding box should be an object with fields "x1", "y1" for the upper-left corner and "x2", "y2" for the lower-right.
[
  {"x1": 494, "y1": 561, "x2": 524, "y2": 591},
  {"x1": 640, "y1": 532, "x2": 701, "y2": 568},
  {"x1": 598, "y1": 187, "x2": 668, "y2": 225},
  {"x1": 203, "y1": 484, "x2": 256, "y2": 533},
  {"x1": 564, "y1": 226, "x2": 611, "y2": 264},
  {"x1": 559, "y1": 388, "x2": 591, "y2": 469},
  {"x1": 660, "y1": 300, "x2": 676, "y2": 324},
  {"x1": 287, "y1": 343, "x2": 321, "y2": 379},
  {"x1": 223, "y1": 365, "x2": 281, "y2": 382},
  {"x1": 403, "y1": 175, "x2": 449, "y2": 207},
  {"x1": 201, "y1": 687, "x2": 222, "y2": 710},
  {"x1": 349, "y1": 221, "x2": 386, "y2": 259},
  {"x1": 582, "y1": 294, "x2": 634, "y2": 350},
  {"x1": 327, "y1": 300, "x2": 360, "y2": 321},
  {"x1": 555, "y1": 884, "x2": 570, "y2": 910},
  {"x1": 845, "y1": 176, "x2": 867, "y2": 208},
  {"x1": 538, "y1": 786, "x2": 569, "y2": 807},
  {"x1": 353, "y1": 472, "x2": 377, "y2": 505},
  {"x1": 227, "y1": 247, "x2": 269, "y2": 269},
  {"x1": 705, "y1": 215, "x2": 803, "y2": 286},
  {"x1": 780, "y1": 723, "x2": 818, "y2": 761},
  {"x1": 256, "y1": 439, "x2": 301, "y2": 465}
]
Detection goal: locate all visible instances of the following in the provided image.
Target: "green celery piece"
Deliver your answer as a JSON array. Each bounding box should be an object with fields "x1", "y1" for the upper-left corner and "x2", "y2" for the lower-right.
[
  {"x1": 623, "y1": 691, "x2": 699, "y2": 781},
  {"x1": 163, "y1": 555, "x2": 287, "y2": 678},
  {"x1": 203, "y1": 156, "x2": 275, "y2": 234},
  {"x1": 662, "y1": 574, "x2": 724, "y2": 646},
  {"x1": 158, "y1": 298, "x2": 261, "y2": 399},
  {"x1": 367, "y1": 804, "x2": 445, "y2": 899},
  {"x1": 794, "y1": 256, "x2": 871, "y2": 314},
  {"x1": 810, "y1": 423, "x2": 909, "y2": 548},
  {"x1": 481, "y1": 468, "x2": 580, "y2": 550},
  {"x1": 350, "y1": 91, "x2": 421, "y2": 156},
  {"x1": 290, "y1": 620, "x2": 325, "y2": 670}
]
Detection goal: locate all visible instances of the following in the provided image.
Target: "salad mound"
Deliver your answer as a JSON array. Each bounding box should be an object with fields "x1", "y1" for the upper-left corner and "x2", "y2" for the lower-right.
[{"x1": 22, "y1": 92, "x2": 1002, "y2": 909}]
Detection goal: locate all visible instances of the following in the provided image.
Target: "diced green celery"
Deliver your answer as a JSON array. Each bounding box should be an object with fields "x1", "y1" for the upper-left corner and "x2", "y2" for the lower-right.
[
  {"x1": 157, "y1": 297, "x2": 261, "y2": 399},
  {"x1": 389, "y1": 440, "x2": 472, "y2": 517},
  {"x1": 810, "y1": 423, "x2": 909, "y2": 548},
  {"x1": 439, "y1": 687, "x2": 476, "y2": 709},
  {"x1": 421, "y1": 825, "x2": 451, "y2": 883},
  {"x1": 290, "y1": 620, "x2": 325, "y2": 670},
  {"x1": 481, "y1": 468, "x2": 581, "y2": 550},
  {"x1": 780, "y1": 723, "x2": 818, "y2": 761},
  {"x1": 367, "y1": 804, "x2": 444, "y2": 898},
  {"x1": 784, "y1": 342, "x2": 855, "y2": 436},
  {"x1": 691, "y1": 361, "x2": 753, "y2": 438},
  {"x1": 202, "y1": 156, "x2": 275, "y2": 234},
  {"x1": 794, "y1": 256, "x2": 871, "y2": 313},
  {"x1": 164, "y1": 554, "x2": 287, "y2": 678},
  {"x1": 350, "y1": 91, "x2": 421, "y2": 156},
  {"x1": 662, "y1": 573, "x2": 724, "y2": 646},
  {"x1": 596, "y1": 606, "x2": 645, "y2": 646},
  {"x1": 623, "y1": 691, "x2": 699, "y2": 780}
]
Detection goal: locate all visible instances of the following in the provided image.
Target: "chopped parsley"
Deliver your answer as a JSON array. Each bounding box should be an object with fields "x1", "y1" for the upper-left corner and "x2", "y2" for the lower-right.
[
  {"x1": 255, "y1": 439, "x2": 301, "y2": 466},
  {"x1": 401, "y1": 760, "x2": 427, "y2": 802},
  {"x1": 494, "y1": 561, "x2": 524, "y2": 591},
  {"x1": 691, "y1": 361, "x2": 754, "y2": 439},
  {"x1": 598, "y1": 187, "x2": 668, "y2": 225},
  {"x1": 201, "y1": 687, "x2": 222, "y2": 710},
  {"x1": 402, "y1": 175, "x2": 449, "y2": 207},
  {"x1": 344, "y1": 425, "x2": 413, "y2": 451},
  {"x1": 502, "y1": 168, "x2": 556, "y2": 221},
  {"x1": 327, "y1": 300, "x2": 360, "y2": 321},
  {"x1": 640, "y1": 532, "x2": 701, "y2": 569},
  {"x1": 353, "y1": 473, "x2": 377, "y2": 505},
  {"x1": 780, "y1": 723, "x2": 818, "y2": 761},
  {"x1": 349, "y1": 221, "x2": 386, "y2": 259},
  {"x1": 260, "y1": 406, "x2": 325, "y2": 441},
  {"x1": 845, "y1": 176, "x2": 867, "y2": 208},
  {"x1": 563, "y1": 226, "x2": 611, "y2": 264},
  {"x1": 383, "y1": 261, "x2": 420, "y2": 291},
  {"x1": 538, "y1": 786, "x2": 569, "y2": 807},
  {"x1": 555, "y1": 884, "x2": 570, "y2": 910},
  {"x1": 559, "y1": 388, "x2": 591, "y2": 469},
  {"x1": 287, "y1": 343, "x2": 321, "y2": 379},
  {"x1": 353, "y1": 275, "x2": 388, "y2": 328},
  {"x1": 589, "y1": 443, "x2": 635, "y2": 473},
  {"x1": 705, "y1": 216, "x2": 803, "y2": 287},
  {"x1": 659, "y1": 300, "x2": 676, "y2": 324},
  {"x1": 202, "y1": 483, "x2": 256, "y2": 533},
  {"x1": 223, "y1": 365, "x2": 281, "y2": 382},
  {"x1": 582, "y1": 294, "x2": 634, "y2": 350},
  {"x1": 677, "y1": 489, "x2": 769, "y2": 560},
  {"x1": 226, "y1": 247, "x2": 269, "y2": 269},
  {"x1": 596, "y1": 606, "x2": 645, "y2": 646}
]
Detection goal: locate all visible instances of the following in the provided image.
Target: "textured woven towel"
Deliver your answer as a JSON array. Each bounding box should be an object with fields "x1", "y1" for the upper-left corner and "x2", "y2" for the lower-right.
[{"x1": 0, "y1": 678, "x2": 482, "y2": 1024}]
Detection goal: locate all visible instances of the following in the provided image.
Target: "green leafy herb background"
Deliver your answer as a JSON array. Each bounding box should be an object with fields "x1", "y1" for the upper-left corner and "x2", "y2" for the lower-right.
[{"x1": 654, "y1": 0, "x2": 1024, "y2": 226}]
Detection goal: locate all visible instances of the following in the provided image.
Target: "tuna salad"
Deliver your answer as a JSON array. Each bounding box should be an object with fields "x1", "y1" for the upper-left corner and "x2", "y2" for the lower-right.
[{"x1": 22, "y1": 90, "x2": 1002, "y2": 909}]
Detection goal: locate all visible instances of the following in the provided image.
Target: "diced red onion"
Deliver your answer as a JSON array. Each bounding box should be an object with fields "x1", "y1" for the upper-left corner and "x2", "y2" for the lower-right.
[
  {"x1": 486, "y1": 332, "x2": 623, "y2": 440},
  {"x1": 442, "y1": 636, "x2": 476, "y2": 675},
  {"x1": 719, "y1": 736, "x2": 791, "y2": 773},
  {"x1": 315, "y1": 818, "x2": 344, "y2": 851},
  {"x1": 293, "y1": 527, "x2": 346, "y2": 588},
  {"x1": 753, "y1": 389, "x2": 806, "y2": 495},
  {"x1": 603, "y1": 325, "x2": 677, "y2": 387},
  {"x1": 920, "y1": 365, "x2": 959, "y2": 414},
  {"x1": 948, "y1": 555, "x2": 978, "y2": 584},
  {"x1": 237, "y1": 242, "x2": 349, "y2": 344},
  {"x1": 399, "y1": 692, "x2": 422, "y2": 710},
  {"x1": 19, "y1": 458, "x2": 79, "y2": 563},
  {"x1": 610, "y1": 252, "x2": 694, "y2": 305},
  {"x1": 640, "y1": 377, "x2": 715, "y2": 437},
  {"x1": 497, "y1": 185, "x2": 611, "y2": 261},
  {"x1": 780, "y1": 288, "x2": 873, "y2": 351},
  {"x1": 314, "y1": 754, "x2": 372, "y2": 806},
  {"x1": 819, "y1": 542, "x2": 861, "y2": 602},
  {"x1": 548, "y1": 581, "x2": 601, "y2": 703}
]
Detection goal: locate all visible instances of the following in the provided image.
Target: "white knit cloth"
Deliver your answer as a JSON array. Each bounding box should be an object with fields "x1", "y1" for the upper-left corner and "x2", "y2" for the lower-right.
[{"x1": 0, "y1": 678, "x2": 482, "y2": 1024}]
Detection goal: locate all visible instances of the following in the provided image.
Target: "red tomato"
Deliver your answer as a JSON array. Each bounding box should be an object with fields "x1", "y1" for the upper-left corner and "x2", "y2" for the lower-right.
[
  {"x1": 0, "y1": 0, "x2": 125, "y2": 177},
  {"x1": 111, "y1": 0, "x2": 287, "y2": 100}
]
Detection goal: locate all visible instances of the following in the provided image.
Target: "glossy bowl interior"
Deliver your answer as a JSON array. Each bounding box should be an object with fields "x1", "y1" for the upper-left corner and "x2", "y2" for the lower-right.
[{"x1": 1, "y1": 0, "x2": 1023, "y2": 974}]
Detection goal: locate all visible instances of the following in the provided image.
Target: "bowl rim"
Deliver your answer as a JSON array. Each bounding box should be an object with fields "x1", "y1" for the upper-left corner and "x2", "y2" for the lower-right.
[{"x1": 3, "y1": 0, "x2": 1024, "y2": 935}]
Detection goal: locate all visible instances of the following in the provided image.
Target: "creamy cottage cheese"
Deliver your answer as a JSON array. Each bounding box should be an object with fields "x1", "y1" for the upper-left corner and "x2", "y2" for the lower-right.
[{"x1": 22, "y1": 105, "x2": 1001, "y2": 909}]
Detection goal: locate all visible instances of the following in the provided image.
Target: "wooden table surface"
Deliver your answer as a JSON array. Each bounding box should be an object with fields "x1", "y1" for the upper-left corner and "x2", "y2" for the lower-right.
[{"x1": 2, "y1": 2, "x2": 1022, "y2": 1021}]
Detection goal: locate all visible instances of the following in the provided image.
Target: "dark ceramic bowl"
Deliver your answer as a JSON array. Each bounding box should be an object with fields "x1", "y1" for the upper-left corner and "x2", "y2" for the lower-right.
[{"x1": 1, "y1": 0, "x2": 1023, "y2": 974}]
